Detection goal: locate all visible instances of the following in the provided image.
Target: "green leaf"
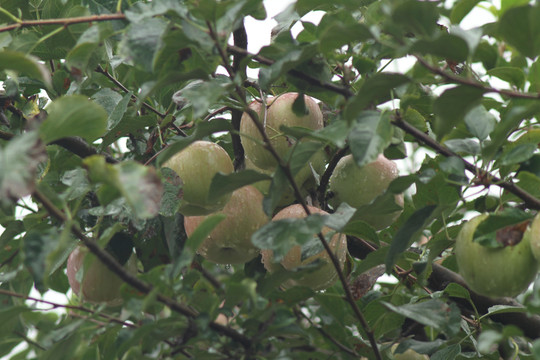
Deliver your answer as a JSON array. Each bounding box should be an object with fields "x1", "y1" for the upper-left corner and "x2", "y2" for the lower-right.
[
  {"x1": 485, "y1": 304, "x2": 527, "y2": 316},
  {"x1": 345, "y1": 74, "x2": 410, "y2": 119},
  {"x1": 83, "y1": 156, "x2": 163, "y2": 219},
  {"x1": 483, "y1": 100, "x2": 540, "y2": 159},
  {"x1": 252, "y1": 215, "x2": 324, "y2": 262},
  {"x1": 433, "y1": 86, "x2": 485, "y2": 138},
  {"x1": 385, "y1": 205, "x2": 437, "y2": 271},
  {"x1": 487, "y1": 67, "x2": 526, "y2": 89},
  {"x1": 156, "y1": 118, "x2": 232, "y2": 166},
  {"x1": 431, "y1": 344, "x2": 461, "y2": 360},
  {"x1": 182, "y1": 214, "x2": 225, "y2": 265},
  {"x1": 498, "y1": 4, "x2": 540, "y2": 59},
  {"x1": 443, "y1": 139, "x2": 480, "y2": 155},
  {"x1": 22, "y1": 229, "x2": 58, "y2": 293},
  {"x1": 0, "y1": 49, "x2": 52, "y2": 88},
  {"x1": 259, "y1": 44, "x2": 318, "y2": 90},
  {"x1": 287, "y1": 141, "x2": 324, "y2": 176},
  {"x1": 392, "y1": 0, "x2": 439, "y2": 37},
  {"x1": 499, "y1": 143, "x2": 536, "y2": 166},
  {"x1": 120, "y1": 17, "x2": 168, "y2": 72},
  {"x1": 450, "y1": 0, "x2": 481, "y2": 24},
  {"x1": 318, "y1": 22, "x2": 372, "y2": 53},
  {"x1": 174, "y1": 77, "x2": 232, "y2": 119},
  {"x1": 209, "y1": 170, "x2": 271, "y2": 199},
  {"x1": 0, "y1": 132, "x2": 47, "y2": 203},
  {"x1": 411, "y1": 33, "x2": 469, "y2": 62},
  {"x1": 394, "y1": 339, "x2": 446, "y2": 356},
  {"x1": 348, "y1": 111, "x2": 393, "y2": 168},
  {"x1": 383, "y1": 299, "x2": 461, "y2": 337},
  {"x1": 343, "y1": 220, "x2": 380, "y2": 245},
  {"x1": 40, "y1": 95, "x2": 108, "y2": 143},
  {"x1": 262, "y1": 166, "x2": 289, "y2": 216},
  {"x1": 464, "y1": 105, "x2": 496, "y2": 141},
  {"x1": 472, "y1": 208, "x2": 533, "y2": 247}
]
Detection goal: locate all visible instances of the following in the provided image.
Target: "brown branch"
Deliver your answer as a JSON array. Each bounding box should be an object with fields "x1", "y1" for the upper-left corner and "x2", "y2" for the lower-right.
[
  {"x1": 415, "y1": 56, "x2": 540, "y2": 100},
  {"x1": 230, "y1": 23, "x2": 248, "y2": 170},
  {"x1": 392, "y1": 113, "x2": 540, "y2": 210},
  {"x1": 0, "y1": 13, "x2": 127, "y2": 33},
  {"x1": 31, "y1": 189, "x2": 252, "y2": 348},
  {"x1": 317, "y1": 146, "x2": 349, "y2": 206},
  {"x1": 347, "y1": 237, "x2": 540, "y2": 339},
  {"x1": 51, "y1": 137, "x2": 118, "y2": 164},
  {"x1": 219, "y1": 30, "x2": 380, "y2": 359}
]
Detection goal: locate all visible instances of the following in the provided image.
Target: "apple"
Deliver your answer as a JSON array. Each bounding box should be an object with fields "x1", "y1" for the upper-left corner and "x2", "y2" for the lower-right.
[
  {"x1": 261, "y1": 204, "x2": 348, "y2": 290},
  {"x1": 328, "y1": 153, "x2": 403, "y2": 230},
  {"x1": 162, "y1": 140, "x2": 234, "y2": 216},
  {"x1": 240, "y1": 92, "x2": 324, "y2": 171},
  {"x1": 184, "y1": 185, "x2": 269, "y2": 264},
  {"x1": 528, "y1": 212, "x2": 540, "y2": 261},
  {"x1": 455, "y1": 214, "x2": 539, "y2": 298},
  {"x1": 67, "y1": 246, "x2": 137, "y2": 305}
]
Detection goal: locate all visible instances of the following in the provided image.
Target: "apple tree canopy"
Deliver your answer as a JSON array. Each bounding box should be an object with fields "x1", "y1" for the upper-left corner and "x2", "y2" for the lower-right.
[{"x1": 1, "y1": 0, "x2": 540, "y2": 359}]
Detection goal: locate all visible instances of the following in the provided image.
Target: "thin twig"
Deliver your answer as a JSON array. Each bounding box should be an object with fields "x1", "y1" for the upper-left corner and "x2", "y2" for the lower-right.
[
  {"x1": 296, "y1": 307, "x2": 359, "y2": 357},
  {"x1": 415, "y1": 56, "x2": 540, "y2": 100},
  {"x1": 94, "y1": 65, "x2": 187, "y2": 137},
  {"x1": 0, "y1": 13, "x2": 127, "y2": 33},
  {"x1": 317, "y1": 146, "x2": 349, "y2": 206},
  {"x1": 392, "y1": 112, "x2": 540, "y2": 210}
]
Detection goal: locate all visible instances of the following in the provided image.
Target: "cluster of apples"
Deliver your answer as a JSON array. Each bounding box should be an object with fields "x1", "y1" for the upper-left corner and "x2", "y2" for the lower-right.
[
  {"x1": 168, "y1": 92, "x2": 402, "y2": 290},
  {"x1": 66, "y1": 92, "x2": 403, "y2": 304},
  {"x1": 455, "y1": 213, "x2": 540, "y2": 299}
]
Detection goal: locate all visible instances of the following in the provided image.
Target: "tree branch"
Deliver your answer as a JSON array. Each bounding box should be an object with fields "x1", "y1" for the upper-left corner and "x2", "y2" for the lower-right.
[
  {"x1": 31, "y1": 189, "x2": 252, "y2": 348},
  {"x1": 0, "y1": 13, "x2": 127, "y2": 33},
  {"x1": 392, "y1": 112, "x2": 540, "y2": 210},
  {"x1": 94, "y1": 65, "x2": 187, "y2": 137},
  {"x1": 230, "y1": 22, "x2": 248, "y2": 170},
  {"x1": 0, "y1": 288, "x2": 137, "y2": 329},
  {"x1": 415, "y1": 56, "x2": 540, "y2": 100}
]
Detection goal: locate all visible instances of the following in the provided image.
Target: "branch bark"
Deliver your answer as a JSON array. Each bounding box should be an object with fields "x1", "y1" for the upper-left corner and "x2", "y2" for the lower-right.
[{"x1": 0, "y1": 13, "x2": 127, "y2": 33}]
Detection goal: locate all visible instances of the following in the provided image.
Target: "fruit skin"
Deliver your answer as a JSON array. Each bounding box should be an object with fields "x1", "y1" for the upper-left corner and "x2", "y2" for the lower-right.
[
  {"x1": 163, "y1": 140, "x2": 234, "y2": 216},
  {"x1": 67, "y1": 246, "x2": 138, "y2": 306},
  {"x1": 184, "y1": 185, "x2": 269, "y2": 264},
  {"x1": 528, "y1": 212, "x2": 540, "y2": 261},
  {"x1": 455, "y1": 214, "x2": 539, "y2": 298},
  {"x1": 261, "y1": 204, "x2": 347, "y2": 290},
  {"x1": 240, "y1": 92, "x2": 323, "y2": 171},
  {"x1": 328, "y1": 153, "x2": 403, "y2": 230}
]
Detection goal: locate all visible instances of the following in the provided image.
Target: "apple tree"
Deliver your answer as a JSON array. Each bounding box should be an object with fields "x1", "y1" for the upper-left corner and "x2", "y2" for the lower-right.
[{"x1": 1, "y1": 0, "x2": 540, "y2": 359}]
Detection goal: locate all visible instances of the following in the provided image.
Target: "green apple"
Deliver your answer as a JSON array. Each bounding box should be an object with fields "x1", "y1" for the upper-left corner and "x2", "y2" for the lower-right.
[
  {"x1": 163, "y1": 140, "x2": 234, "y2": 216},
  {"x1": 328, "y1": 153, "x2": 403, "y2": 230},
  {"x1": 455, "y1": 213, "x2": 539, "y2": 298},
  {"x1": 184, "y1": 185, "x2": 269, "y2": 264},
  {"x1": 528, "y1": 212, "x2": 540, "y2": 261},
  {"x1": 261, "y1": 204, "x2": 348, "y2": 290},
  {"x1": 240, "y1": 92, "x2": 323, "y2": 171},
  {"x1": 67, "y1": 246, "x2": 137, "y2": 306}
]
